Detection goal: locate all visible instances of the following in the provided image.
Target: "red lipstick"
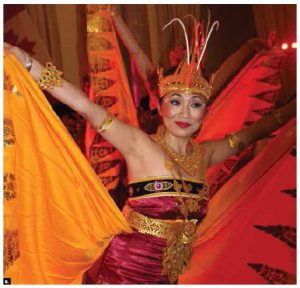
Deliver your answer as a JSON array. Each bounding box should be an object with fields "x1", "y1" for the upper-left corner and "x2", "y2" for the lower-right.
[{"x1": 175, "y1": 121, "x2": 191, "y2": 128}]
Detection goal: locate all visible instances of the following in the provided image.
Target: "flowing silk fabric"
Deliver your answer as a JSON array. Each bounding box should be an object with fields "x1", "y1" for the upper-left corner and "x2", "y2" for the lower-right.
[
  {"x1": 3, "y1": 52, "x2": 131, "y2": 284},
  {"x1": 181, "y1": 120, "x2": 296, "y2": 284},
  {"x1": 85, "y1": 193, "x2": 208, "y2": 284},
  {"x1": 3, "y1": 49, "x2": 295, "y2": 285},
  {"x1": 197, "y1": 48, "x2": 285, "y2": 196},
  {"x1": 197, "y1": 49, "x2": 284, "y2": 143}
]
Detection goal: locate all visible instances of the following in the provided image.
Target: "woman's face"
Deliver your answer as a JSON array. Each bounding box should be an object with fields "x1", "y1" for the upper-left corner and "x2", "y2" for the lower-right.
[{"x1": 158, "y1": 92, "x2": 207, "y2": 138}]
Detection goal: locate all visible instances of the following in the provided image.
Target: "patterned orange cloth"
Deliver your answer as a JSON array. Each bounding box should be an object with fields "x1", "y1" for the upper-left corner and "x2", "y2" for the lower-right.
[
  {"x1": 3, "y1": 52, "x2": 131, "y2": 284},
  {"x1": 85, "y1": 5, "x2": 139, "y2": 193}
]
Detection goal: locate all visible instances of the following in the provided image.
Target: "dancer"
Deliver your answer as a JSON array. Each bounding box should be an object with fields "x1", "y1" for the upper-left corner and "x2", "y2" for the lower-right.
[{"x1": 4, "y1": 17, "x2": 295, "y2": 284}]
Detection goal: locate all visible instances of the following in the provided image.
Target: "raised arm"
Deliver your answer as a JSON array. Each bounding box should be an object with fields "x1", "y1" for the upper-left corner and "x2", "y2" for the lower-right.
[
  {"x1": 205, "y1": 98, "x2": 296, "y2": 167},
  {"x1": 4, "y1": 43, "x2": 149, "y2": 159},
  {"x1": 110, "y1": 6, "x2": 156, "y2": 82}
]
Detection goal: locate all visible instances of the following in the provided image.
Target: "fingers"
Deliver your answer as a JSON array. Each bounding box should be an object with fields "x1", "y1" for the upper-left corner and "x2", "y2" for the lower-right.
[
  {"x1": 3, "y1": 43, "x2": 28, "y2": 66},
  {"x1": 4, "y1": 42, "x2": 14, "y2": 55},
  {"x1": 4, "y1": 42, "x2": 14, "y2": 50}
]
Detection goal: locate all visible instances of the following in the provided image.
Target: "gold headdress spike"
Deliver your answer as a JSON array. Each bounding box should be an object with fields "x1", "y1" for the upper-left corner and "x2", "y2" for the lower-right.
[{"x1": 158, "y1": 17, "x2": 219, "y2": 101}]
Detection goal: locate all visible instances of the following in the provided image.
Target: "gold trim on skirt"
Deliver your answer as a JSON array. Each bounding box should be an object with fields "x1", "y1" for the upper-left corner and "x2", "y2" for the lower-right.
[{"x1": 123, "y1": 205, "x2": 198, "y2": 284}]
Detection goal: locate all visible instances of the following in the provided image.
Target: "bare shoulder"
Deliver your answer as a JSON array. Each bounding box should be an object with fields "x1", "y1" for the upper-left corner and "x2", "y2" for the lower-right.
[
  {"x1": 197, "y1": 137, "x2": 239, "y2": 168},
  {"x1": 125, "y1": 130, "x2": 169, "y2": 180}
]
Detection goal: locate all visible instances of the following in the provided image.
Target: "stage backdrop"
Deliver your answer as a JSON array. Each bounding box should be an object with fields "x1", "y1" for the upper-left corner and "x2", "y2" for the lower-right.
[{"x1": 4, "y1": 4, "x2": 296, "y2": 103}]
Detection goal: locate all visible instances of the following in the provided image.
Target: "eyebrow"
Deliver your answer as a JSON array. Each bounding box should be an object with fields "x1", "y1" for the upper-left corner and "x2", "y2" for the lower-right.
[
  {"x1": 169, "y1": 93, "x2": 182, "y2": 97},
  {"x1": 191, "y1": 95, "x2": 204, "y2": 100},
  {"x1": 169, "y1": 93, "x2": 206, "y2": 102}
]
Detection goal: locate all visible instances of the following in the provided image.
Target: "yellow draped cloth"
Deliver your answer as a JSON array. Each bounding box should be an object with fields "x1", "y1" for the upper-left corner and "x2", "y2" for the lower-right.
[{"x1": 3, "y1": 52, "x2": 131, "y2": 284}]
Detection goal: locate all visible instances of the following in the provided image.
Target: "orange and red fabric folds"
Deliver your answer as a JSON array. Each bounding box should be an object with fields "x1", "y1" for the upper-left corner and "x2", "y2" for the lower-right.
[{"x1": 4, "y1": 52, "x2": 131, "y2": 284}]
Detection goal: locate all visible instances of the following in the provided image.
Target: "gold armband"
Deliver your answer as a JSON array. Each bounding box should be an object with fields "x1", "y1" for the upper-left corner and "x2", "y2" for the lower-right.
[
  {"x1": 226, "y1": 133, "x2": 246, "y2": 151},
  {"x1": 271, "y1": 109, "x2": 284, "y2": 125},
  {"x1": 94, "y1": 111, "x2": 114, "y2": 133},
  {"x1": 37, "y1": 62, "x2": 63, "y2": 90}
]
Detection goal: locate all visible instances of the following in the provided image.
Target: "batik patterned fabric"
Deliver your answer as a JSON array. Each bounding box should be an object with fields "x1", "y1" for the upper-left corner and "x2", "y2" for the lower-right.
[
  {"x1": 197, "y1": 48, "x2": 286, "y2": 196},
  {"x1": 85, "y1": 4, "x2": 138, "y2": 193},
  {"x1": 3, "y1": 52, "x2": 131, "y2": 284},
  {"x1": 181, "y1": 120, "x2": 296, "y2": 284},
  {"x1": 4, "y1": 70, "x2": 19, "y2": 278}
]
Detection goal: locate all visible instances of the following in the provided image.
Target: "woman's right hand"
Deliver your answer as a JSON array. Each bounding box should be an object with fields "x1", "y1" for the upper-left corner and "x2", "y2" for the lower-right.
[
  {"x1": 4, "y1": 42, "x2": 30, "y2": 67},
  {"x1": 4, "y1": 42, "x2": 45, "y2": 81}
]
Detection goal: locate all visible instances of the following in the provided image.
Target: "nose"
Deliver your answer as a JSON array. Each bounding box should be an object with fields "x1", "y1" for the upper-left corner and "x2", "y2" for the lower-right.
[{"x1": 179, "y1": 102, "x2": 190, "y2": 118}]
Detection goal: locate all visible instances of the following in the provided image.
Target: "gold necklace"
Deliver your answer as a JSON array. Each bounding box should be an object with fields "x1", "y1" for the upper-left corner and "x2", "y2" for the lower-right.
[
  {"x1": 152, "y1": 126, "x2": 204, "y2": 177},
  {"x1": 151, "y1": 126, "x2": 205, "y2": 219}
]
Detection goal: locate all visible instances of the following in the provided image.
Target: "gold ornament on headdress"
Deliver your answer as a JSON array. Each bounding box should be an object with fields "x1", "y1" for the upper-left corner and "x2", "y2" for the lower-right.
[{"x1": 158, "y1": 17, "x2": 219, "y2": 101}]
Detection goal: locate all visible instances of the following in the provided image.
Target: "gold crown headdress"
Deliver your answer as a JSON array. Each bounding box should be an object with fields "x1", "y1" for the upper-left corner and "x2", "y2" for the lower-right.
[{"x1": 158, "y1": 16, "x2": 219, "y2": 101}]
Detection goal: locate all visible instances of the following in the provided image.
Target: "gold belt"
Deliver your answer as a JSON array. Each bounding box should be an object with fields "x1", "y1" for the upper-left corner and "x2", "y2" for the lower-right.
[{"x1": 123, "y1": 205, "x2": 198, "y2": 284}]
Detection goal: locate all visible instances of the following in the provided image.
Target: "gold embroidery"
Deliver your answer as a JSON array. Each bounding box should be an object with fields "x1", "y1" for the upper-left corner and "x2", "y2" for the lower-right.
[
  {"x1": 181, "y1": 197, "x2": 200, "y2": 213},
  {"x1": 5, "y1": 73, "x2": 22, "y2": 96},
  {"x1": 162, "y1": 221, "x2": 197, "y2": 284},
  {"x1": 87, "y1": 14, "x2": 112, "y2": 33},
  {"x1": 151, "y1": 126, "x2": 209, "y2": 219},
  {"x1": 4, "y1": 230, "x2": 20, "y2": 273},
  {"x1": 90, "y1": 56, "x2": 113, "y2": 73},
  {"x1": 4, "y1": 118, "x2": 16, "y2": 147},
  {"x1": 197, "y1": 186, "x2": 210, "y2": 200},
  {"x1": 182, "y1": 182, "x2": 193, "y2": 194},
  {"x1": 92, "y1": 76, "x2": 115, "y2": 90},
  {"x1": 11, "y1": 85, "x2": 22, "y2": 96},
  {"x1": 128, "y1": 176, "x2": 204, "y2": 185},
  {"x1": 144, "y1": 181, "x2": 173, "y2": 192},
  {"x1": 124, "y1": 206, "x2": 197, "y2": 283},
  {"x1": 4, "y1": 73, "x2": 13, "y2": 91},
  {"x1": 4, "y1": 173, "x2": 16, "y2": 201},
  {"x1": 129, "y1": 192, "x2": 204, "y2": 200},
  {"x1": 87, "y1": 35, "x2": 112, "y2": 51}
]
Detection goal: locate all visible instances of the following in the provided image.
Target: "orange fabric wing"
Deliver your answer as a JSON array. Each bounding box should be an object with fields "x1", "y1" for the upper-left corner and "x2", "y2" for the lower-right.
[
  {"x1": 4, "y1": 53, "x2": 131, "y2": 284},
  {"x1": 180, "y1": 120, "x2": 296, "y2": 284}
]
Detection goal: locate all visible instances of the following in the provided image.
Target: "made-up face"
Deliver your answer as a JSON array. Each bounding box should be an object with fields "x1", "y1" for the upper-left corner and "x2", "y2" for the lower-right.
[{"x1": 158, "y1": 92, "x2": 207, "y2": 138}]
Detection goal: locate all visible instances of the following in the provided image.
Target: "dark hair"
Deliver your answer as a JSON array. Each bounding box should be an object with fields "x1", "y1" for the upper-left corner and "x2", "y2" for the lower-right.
[{"x1": 162, "y1": 66, "x2": 178, "y2": 77}]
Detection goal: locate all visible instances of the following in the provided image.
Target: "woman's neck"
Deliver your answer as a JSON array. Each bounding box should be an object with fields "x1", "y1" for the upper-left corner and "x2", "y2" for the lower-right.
[{"x1": 163, "y1": 130, "x2": 191, "y2": 155}]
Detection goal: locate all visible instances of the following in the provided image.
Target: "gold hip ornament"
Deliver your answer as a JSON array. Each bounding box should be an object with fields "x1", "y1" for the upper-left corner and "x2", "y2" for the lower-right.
[{"x1": 124, "y1": 206, "x2": 198, "y2": 284}]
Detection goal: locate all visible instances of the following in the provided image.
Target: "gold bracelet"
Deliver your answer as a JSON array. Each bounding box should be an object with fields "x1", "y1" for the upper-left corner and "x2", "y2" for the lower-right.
[
  {"x1": 37, "y1": 62, "x2": 63, "y2": 90},
  {"x1": 271, "y1": 109, "x2": 284, "y2": 125},
  {"x1": 95, "y1": 111, "x2": 114, "y2": 133},
  {"x1": 226, "y1": 133, "x2": 246, "y2": 150}
]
